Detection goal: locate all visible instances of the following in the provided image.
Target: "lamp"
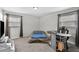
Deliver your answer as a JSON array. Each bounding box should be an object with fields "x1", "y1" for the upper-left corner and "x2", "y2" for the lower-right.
[{"x1": 33, "y1": 7, "x2": 38, "y2": 10}]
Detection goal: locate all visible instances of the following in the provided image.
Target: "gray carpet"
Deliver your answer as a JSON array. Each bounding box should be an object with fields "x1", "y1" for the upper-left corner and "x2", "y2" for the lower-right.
[
  {"x1": 14, "y1": 37, "x2": 55, "y2": 52},
  {"x1": 68, "y1": 43, "x2": 79, "y2": 52}
]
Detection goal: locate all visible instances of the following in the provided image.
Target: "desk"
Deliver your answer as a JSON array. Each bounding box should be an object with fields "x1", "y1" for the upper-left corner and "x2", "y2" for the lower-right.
[
  {"x1": 56, "y1": 33, "x2": 71, "y2": 37},
  {"x1": 56, "y1": 33, "x2": 71, "y2": 52}
]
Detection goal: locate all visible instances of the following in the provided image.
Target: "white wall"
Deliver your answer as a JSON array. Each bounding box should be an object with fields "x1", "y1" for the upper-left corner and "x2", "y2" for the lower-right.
[
  {"x1": 40, "y1": 14, "x2": 57, "y2": 31},
  {"x1": 0, "y1": 9, "x2": 4, "y2": 21},
  {"x1": 23, "y1": 15, "x2": 39, "y2": 37}
]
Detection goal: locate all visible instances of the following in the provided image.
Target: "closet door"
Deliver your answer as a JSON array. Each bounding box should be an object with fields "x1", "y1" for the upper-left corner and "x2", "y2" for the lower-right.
[
  {"x1": 8, "y1": 15, "x2": 21, "y2": 39},
  {"x1": 58, "y1": 12, "x2": 77, "y2": 45}
]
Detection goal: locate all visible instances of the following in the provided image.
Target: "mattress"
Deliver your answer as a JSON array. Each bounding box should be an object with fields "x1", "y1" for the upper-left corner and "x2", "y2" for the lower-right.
[
  {"x1": 32, "y1": 31, "x2": 48, "y2": 39},
  {"x1": 32, "y1": 34, "x2": 47, "y2": 39}
]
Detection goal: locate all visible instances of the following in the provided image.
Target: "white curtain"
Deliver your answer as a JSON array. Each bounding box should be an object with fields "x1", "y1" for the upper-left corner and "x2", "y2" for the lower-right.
[
  {"x1": 8, "y1": 15, "x2": 21, "y2": 39},
  {"x1": 59, "y1": 12, "x2": 77, "y2": 44}
]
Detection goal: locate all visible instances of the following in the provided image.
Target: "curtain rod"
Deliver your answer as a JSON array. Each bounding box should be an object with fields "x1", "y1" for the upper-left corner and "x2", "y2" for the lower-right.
[
  {"x1": 58, "y1": 10, "x2": 78, "y2": 16},
  {"x1": 6, "y1": 13, "x2": 22, "y2": 17}
]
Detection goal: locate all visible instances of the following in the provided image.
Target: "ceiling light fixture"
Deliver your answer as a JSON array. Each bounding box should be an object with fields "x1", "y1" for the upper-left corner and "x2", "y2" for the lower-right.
[{"x1": 33, "y1": 7, "x2": 38, "y2": 10}]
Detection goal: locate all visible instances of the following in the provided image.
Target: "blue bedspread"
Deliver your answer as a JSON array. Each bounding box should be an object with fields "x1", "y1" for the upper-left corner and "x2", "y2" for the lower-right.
[{"x1": 32, "y1": 32, "x2": 48, "y2": 39}]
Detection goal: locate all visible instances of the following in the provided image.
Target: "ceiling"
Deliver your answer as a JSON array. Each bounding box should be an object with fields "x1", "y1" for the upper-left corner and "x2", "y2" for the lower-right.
[{"x1": 1, "y1": 7, "x2": 70, "y2": 17}]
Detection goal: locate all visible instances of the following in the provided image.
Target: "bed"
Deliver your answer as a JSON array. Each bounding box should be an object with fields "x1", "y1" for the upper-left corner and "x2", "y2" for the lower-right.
[
  {"x1": 31, "y1": 31, "x2": 48, "y2": 39},
  {"x1": 29, "y1": 31, "x2": 50, "y2": 43}
]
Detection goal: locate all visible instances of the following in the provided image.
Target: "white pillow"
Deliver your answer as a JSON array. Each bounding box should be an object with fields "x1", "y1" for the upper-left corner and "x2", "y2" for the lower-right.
[{"x1": 4, "y1": 36, "x2": 9, "y2": 43}]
